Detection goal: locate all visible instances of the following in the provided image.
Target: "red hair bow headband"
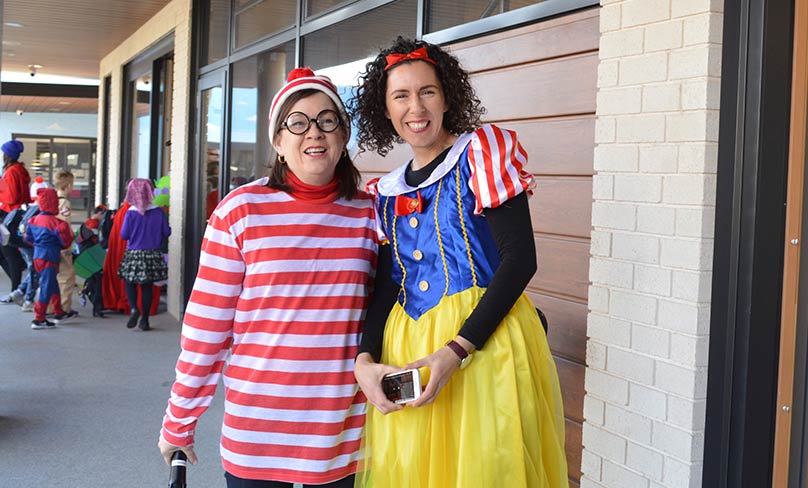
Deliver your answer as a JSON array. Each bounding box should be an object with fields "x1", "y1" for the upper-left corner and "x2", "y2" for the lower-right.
[{"x1": 384, "y1": 47, "x2": 437, "y2": 71}]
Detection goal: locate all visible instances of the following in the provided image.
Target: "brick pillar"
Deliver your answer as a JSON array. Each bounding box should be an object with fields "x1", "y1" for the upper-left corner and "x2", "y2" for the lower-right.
[{"x1": 582, "y1": 1, "x2": 723, "y2": 487}]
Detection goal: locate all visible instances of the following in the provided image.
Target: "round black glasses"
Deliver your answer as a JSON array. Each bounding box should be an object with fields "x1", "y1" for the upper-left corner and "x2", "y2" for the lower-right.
[{"x1": 280, "y1": 109, "x2": 341, "y2": 135}]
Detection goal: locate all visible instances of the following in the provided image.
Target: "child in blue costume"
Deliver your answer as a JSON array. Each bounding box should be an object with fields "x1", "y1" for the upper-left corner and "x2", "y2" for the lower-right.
[
  {"x1": 351, "y1": 38, "x2": 568, "y2": 487},
  {"x1": 24, "y1": 187, "x2": 75, "y2": 329}
]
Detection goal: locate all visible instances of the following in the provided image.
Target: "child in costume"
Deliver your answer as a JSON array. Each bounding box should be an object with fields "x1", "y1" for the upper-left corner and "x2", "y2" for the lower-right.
[
  {"x1": 117, "y1": 178, "x2": 171, "y2": 331},
  {"x1": 76, "y1": 205, "x2": 107, "y2": 317},
  {"x1": 24, "y1": 188, "x2": 75, "y2": 329},
  {"x1": 16, "y1": 176, "x2": 50, "y2": 311},
  {"x1": 102, "y1": 201, "x2": 161, "y2": 315},
  {"x1": 53, "y1": 170, "x2": 78, "y2": 319},
  {"x1": 351, "y1": 37, "x2": 569, "y2": 487}
]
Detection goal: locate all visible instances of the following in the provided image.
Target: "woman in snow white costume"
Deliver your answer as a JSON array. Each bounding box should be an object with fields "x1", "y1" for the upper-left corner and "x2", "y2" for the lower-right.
[{"x1": 351, "y1": 37, "x2": 569, "y2": 487}]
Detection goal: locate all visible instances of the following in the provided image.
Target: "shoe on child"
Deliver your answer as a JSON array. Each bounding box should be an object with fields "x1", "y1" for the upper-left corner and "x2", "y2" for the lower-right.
[
  {"x1": 126, "y1": 308, "x2": 140, "y2": 329},
  {"x1": 21, "y1": 301, "x2": 34, "y2": 312},
  {"x1": 31, "y1": 319, "x2": 56, "y2": 330},
  {"x1": 53, "y1": 310, "x2": 79, "y2": 325},
  {"x1": 1, "y1": 290, "x2": 23, "y2": 305}
]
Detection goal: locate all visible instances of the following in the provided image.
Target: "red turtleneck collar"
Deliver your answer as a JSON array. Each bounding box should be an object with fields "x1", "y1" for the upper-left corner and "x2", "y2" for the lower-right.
[{"x1": 286, "y1": 170, "x2": 339, "y2": 204}]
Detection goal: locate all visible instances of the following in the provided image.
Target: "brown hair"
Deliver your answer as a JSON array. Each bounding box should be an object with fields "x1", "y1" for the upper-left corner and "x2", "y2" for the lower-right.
[{"x1": 267, "y1": 89, "x2": 360, "y2": 200}]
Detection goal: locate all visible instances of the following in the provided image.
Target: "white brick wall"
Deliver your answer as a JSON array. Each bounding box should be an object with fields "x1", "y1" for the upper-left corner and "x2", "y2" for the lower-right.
[
  {"x1": 98, "y1": 0, "x2": 193, "y2": 319},
  {"x1": 583, "y1": 1, "x2": 722, "y2": 486}
]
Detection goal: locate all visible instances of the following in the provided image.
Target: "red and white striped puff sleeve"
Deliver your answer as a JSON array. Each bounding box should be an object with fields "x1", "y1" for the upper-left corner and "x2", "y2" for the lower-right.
[
  {"x1": 467, "y1": 124, "x2": 534, "y2": 216},
  {"x1": 364, "y1": 181, "x2": 389, "y2": 246},
  {"x1": 161, "y1": 205, "x2": 245, "y2": 447}
]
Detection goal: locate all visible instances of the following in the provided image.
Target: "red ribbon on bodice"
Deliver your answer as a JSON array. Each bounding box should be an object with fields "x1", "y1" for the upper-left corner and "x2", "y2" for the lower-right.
[{"x1": 394, "y1": 191, "x2": 424, "y2": 216}]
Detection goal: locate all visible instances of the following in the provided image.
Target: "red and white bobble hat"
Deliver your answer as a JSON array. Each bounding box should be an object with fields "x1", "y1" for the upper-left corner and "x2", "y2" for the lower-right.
[
  {"x1": 268, "y1": 67, "x2": 349, "y2": 142},
  {"x1": 29, "y1": 175, "x2": 50, "y2": 200}
]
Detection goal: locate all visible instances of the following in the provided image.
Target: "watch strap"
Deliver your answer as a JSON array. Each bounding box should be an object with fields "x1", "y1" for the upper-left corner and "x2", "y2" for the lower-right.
[{"x1": 445, "y1": 340, "x2": 468, "y2": 363}]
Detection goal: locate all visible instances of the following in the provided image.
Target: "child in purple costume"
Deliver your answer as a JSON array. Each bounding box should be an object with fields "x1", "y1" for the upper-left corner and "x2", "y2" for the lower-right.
[{"x1": 117, "y1": 178, "x2": 171, "y2": 330}]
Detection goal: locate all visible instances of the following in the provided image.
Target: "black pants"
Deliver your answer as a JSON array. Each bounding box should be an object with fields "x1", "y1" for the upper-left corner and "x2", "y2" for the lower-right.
[
  {"x1": 224, "y1": 473, "x2": 355, "y2": 488},
  {"x1": 0, "y1": 244, "x2": 25, "y2": 292}
]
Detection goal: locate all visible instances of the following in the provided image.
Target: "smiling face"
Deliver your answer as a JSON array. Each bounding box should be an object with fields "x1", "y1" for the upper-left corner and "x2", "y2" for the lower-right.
[
  {"x1": 384, "y1": 60, "x2": 456, "y2": 168},
  {"x1": 273, "y1": 92, "x2": 348, "y2": 186}
]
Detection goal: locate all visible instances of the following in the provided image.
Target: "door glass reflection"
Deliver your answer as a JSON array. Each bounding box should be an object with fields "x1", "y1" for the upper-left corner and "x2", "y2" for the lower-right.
[
  {"x1": 130, "y1": 73, "x2": 152, "y2": 180},
  {"x1": 201, "y1": 86, "x2": 223, "y2": 223}
]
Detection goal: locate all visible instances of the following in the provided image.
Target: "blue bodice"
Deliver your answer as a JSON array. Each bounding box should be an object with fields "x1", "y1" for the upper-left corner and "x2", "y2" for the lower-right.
[{"x1": 376, "y1": 146, "x2": 500, "y2": 320}]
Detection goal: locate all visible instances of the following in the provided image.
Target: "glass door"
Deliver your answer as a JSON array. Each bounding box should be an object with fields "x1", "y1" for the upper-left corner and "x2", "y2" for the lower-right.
[
  {"x1": 184, "y1": 71, "x2": 227, "y2": 305},
  {"x1": 200, "y1": 79, "x2": 225, "y2": 224},
  {"x1": 128, "y1": 70, "x2": 153, "y2": 181}
]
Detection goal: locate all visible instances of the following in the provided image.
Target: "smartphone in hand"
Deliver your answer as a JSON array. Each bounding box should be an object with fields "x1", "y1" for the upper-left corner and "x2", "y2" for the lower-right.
[{"x1": 381, "y1": 369, "x2": 422, "y2": 404}]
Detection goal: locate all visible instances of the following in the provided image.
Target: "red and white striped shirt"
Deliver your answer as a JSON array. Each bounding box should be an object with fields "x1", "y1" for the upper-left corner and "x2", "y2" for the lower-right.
[{"x1": 161, "y1": 178, "x2": 379, "y2": 484}]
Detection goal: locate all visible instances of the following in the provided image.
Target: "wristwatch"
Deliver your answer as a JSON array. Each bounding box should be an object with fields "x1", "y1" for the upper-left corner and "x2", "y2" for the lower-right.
[{"x1": 446, "y1": 340, "x2": 473, "y2": 369}]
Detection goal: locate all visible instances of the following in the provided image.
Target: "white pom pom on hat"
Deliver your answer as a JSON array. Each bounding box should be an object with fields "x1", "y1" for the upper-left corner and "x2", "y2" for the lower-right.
[
  {"x1": 30, "y1": 175, "x2": 51, "y2": 200},
  {"x1": 267, "y1": 67, "x2": 349, "y2": 143}
]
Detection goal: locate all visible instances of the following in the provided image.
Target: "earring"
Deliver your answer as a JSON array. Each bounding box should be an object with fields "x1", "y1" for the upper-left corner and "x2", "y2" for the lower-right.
[
  {"x1": 342, "y1": 149, "x2": 348, "y2": 157},
  {"x1": 278, "y1": 155, "x2": 286, "y2": 164}
]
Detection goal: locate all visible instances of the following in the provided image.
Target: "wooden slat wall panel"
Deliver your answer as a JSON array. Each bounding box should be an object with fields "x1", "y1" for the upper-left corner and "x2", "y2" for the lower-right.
[
  {"x1": 566, "y1": 419, "x2": 583, "y2": 481},
  {"x1": 529, "y1": 292, "x2": 588, "y2": 362},
  {"x1": 531, "y1": 236, "x2": 590, "y2": 300},
  {"x1": 355, "y1": 8, "x2": 598, "y2": 483},
  {"x1": 530, "y1": 177, "x2": 593, "y2": 238},
  {"x1": 449, "y1": 9, "x2": 599, "y2": 72},
  {"x1": 557, "y1": 356, "x2": 586, "y2": 422},
  {"x1": 472, "y1": 53, "x2": 598, "y2": 121},
  {"x1": 511, "y1": 116, "x2": 596, "y2": 176}
]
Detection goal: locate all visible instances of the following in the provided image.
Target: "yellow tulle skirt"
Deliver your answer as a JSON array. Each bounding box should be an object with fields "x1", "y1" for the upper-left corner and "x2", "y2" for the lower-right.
[{"x1": 356, "y1": 288, "x2": 568, "y2": 488}]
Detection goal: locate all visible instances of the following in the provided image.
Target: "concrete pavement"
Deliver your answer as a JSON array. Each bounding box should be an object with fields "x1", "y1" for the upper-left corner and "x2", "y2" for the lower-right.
[{"x1": 0, "y1": 274, "x2": 226, "y2": 487}]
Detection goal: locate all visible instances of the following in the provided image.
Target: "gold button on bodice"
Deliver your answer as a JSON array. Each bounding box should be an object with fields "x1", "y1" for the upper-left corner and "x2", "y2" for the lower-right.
[
  {"x1": 413, "y1": 250, "x2": 423, "y2": 261},
  {"x1": 419, "y1": 280, "x2": 429, "y2": 292},
  {"x1": 409, "y1": 217, "x2": 419, "y2": 228}
]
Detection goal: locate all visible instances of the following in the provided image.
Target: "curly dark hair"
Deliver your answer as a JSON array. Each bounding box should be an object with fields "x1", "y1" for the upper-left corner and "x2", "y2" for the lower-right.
[{"x1": 350, "y1": 37, "x2": 485, "y2": 156}]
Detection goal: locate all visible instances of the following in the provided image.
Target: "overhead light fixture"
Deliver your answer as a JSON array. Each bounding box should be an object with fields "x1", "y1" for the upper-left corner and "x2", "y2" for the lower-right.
[
  {"x1": 57, "y1": 101, "x2": 71, "y2": 105},
  {"x1": 4, "y1": 22, "x2": 25, "y2": 28}
]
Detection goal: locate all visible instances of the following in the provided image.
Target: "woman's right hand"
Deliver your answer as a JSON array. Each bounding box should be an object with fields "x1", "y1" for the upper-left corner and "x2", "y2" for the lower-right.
[
  {"x1": 158, "y1": 437, "x2": 198, "y2": 466},
  {"x1": 354, "y1": 352, "x2": 405, "y2": 415}
]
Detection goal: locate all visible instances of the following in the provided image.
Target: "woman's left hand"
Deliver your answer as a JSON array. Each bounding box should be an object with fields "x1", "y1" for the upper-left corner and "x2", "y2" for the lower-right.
[{"x1": 405, "y1": 346, "x2": 460, "y2": 407}]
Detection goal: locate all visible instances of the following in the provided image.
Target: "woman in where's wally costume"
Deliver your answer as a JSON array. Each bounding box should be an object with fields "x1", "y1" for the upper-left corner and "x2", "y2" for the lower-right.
[
  {"x1": 351, "y1": 38, "x2": 568, "y2": 487},
  {"x1": 158, "y1": 67, "x2": 381, "y2": 487}
]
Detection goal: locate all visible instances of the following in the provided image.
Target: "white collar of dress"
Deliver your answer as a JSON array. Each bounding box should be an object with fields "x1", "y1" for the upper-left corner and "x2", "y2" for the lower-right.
[{"x1": 375, "y1": 131, "x2": 473, "y2": 197}]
